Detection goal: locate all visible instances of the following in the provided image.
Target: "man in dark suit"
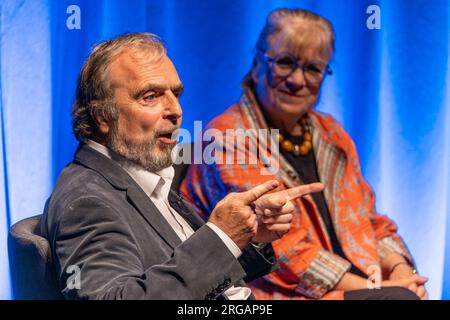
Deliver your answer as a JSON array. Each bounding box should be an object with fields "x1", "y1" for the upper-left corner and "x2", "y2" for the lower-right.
[{"x1": 41, "y1": 33, "x2": 323, "y2": 300}]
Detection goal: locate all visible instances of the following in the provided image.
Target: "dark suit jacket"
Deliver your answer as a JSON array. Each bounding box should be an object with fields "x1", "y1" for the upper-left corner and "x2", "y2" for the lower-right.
[{"x1": 41, "y1": 143, "x2": 278, "y2": 300}]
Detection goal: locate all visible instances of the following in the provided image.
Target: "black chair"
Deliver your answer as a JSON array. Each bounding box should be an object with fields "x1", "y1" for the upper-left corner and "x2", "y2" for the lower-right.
[{"x1": 8, "y1": 214, "x2": 63, "y2": 299}]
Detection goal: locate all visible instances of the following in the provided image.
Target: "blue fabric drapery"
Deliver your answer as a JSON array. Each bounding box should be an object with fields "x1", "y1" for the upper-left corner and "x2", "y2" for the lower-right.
[{"x1": 1, "y1": 0, "x2": 449, "y2": 299}]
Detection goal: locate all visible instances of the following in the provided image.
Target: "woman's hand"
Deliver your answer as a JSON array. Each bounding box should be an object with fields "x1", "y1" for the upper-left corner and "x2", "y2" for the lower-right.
[
  {"x1": 388, "y1": 264, "x2": 428, "y2": 300},
  {"x1": 382, "y1": 274, "x2": 428, "y2": 300}
]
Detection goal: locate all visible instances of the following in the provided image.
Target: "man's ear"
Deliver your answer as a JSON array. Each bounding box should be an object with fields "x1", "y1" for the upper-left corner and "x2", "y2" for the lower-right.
[
  {"x1": 96, "y1": 117, "x2": 110, "y2": 135},
  {"x1": 89, "y1": 101, "x2": 110, "y2": 135}
]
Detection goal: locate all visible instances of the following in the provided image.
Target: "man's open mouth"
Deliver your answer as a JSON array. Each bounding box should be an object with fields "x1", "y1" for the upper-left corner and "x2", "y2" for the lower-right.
[{"x1": 156, "y1": 130, "x2": 179, "y2": 144}]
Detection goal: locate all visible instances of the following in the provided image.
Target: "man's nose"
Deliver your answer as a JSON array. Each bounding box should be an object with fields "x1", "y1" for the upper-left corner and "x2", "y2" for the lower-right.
[{"x1": 163, "y1": 92, "x2": 182, "y2": 124}]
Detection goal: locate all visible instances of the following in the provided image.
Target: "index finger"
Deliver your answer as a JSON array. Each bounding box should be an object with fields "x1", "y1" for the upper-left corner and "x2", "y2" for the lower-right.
[
  {"x1": 238, "y1": 180, "x2": 280, "y2": 204},
  {"x1": 285, "y1": 183, "x2": 324, "y2": 201}
]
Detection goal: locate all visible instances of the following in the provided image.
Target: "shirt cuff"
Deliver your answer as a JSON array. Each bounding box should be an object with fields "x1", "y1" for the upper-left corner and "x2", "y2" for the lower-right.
[
  {"x1": 206, "y1": 222, "x2": 242, "y2": 258},
  {"x1": 295, "y1": 249, "x2": 352, "y2": 299}
]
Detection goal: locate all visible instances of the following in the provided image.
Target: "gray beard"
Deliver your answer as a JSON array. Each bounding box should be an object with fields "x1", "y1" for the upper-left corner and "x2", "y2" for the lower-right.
[{"x1": 107, "y1": 127, "x2": 175, "y2": 172}]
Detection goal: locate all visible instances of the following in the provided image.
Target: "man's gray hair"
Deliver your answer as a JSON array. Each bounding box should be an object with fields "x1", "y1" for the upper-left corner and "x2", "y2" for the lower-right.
[{"x1": 72, "y1": 32, "x2": 166, "y2": 141}]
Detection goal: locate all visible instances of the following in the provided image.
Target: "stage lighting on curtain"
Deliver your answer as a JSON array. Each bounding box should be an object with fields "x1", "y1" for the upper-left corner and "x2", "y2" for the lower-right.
[{"x1": 0, "y1": 0, "x2": 448, "y2": 299}]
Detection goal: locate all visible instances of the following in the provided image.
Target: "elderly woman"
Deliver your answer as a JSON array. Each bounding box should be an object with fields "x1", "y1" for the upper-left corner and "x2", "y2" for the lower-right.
[{"x1": 180, "y1": 9, "x2": 427, "y2": 300}]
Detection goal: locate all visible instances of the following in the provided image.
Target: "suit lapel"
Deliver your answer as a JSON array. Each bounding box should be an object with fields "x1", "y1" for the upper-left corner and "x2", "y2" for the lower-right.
[
  {"x1": 74, "y1": 143, "x2": 183, "y2": 250},
  {"x1": 125, "y1": 184, "x2": 182, "y2": 249}
]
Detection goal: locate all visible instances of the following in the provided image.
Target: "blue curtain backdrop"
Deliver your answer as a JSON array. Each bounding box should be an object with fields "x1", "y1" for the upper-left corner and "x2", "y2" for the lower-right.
[{"x1": 0, "y1": 0, "x2": 449, "y2": 299}]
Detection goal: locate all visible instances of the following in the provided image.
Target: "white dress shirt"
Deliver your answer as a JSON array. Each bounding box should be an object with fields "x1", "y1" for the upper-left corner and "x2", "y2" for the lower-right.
[{"x1": 86, "y1": 140, "x2": 251, "y2": 300}]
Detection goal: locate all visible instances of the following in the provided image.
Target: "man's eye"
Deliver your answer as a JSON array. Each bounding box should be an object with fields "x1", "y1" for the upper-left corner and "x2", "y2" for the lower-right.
[{"x1": 143, "y1": 93, "x2": 157, "y2": 101}]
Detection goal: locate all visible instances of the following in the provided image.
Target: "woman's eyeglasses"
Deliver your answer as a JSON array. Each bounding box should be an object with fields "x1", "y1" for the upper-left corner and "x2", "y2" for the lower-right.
[{"x1": 258, "y1": 50, "x2": 332, "y2": 85}]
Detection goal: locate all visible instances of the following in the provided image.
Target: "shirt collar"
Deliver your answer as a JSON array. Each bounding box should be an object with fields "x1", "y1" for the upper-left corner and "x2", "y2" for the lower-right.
[{"x1": 86, "y1": 140, "x2": 174, "y2": 199}]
